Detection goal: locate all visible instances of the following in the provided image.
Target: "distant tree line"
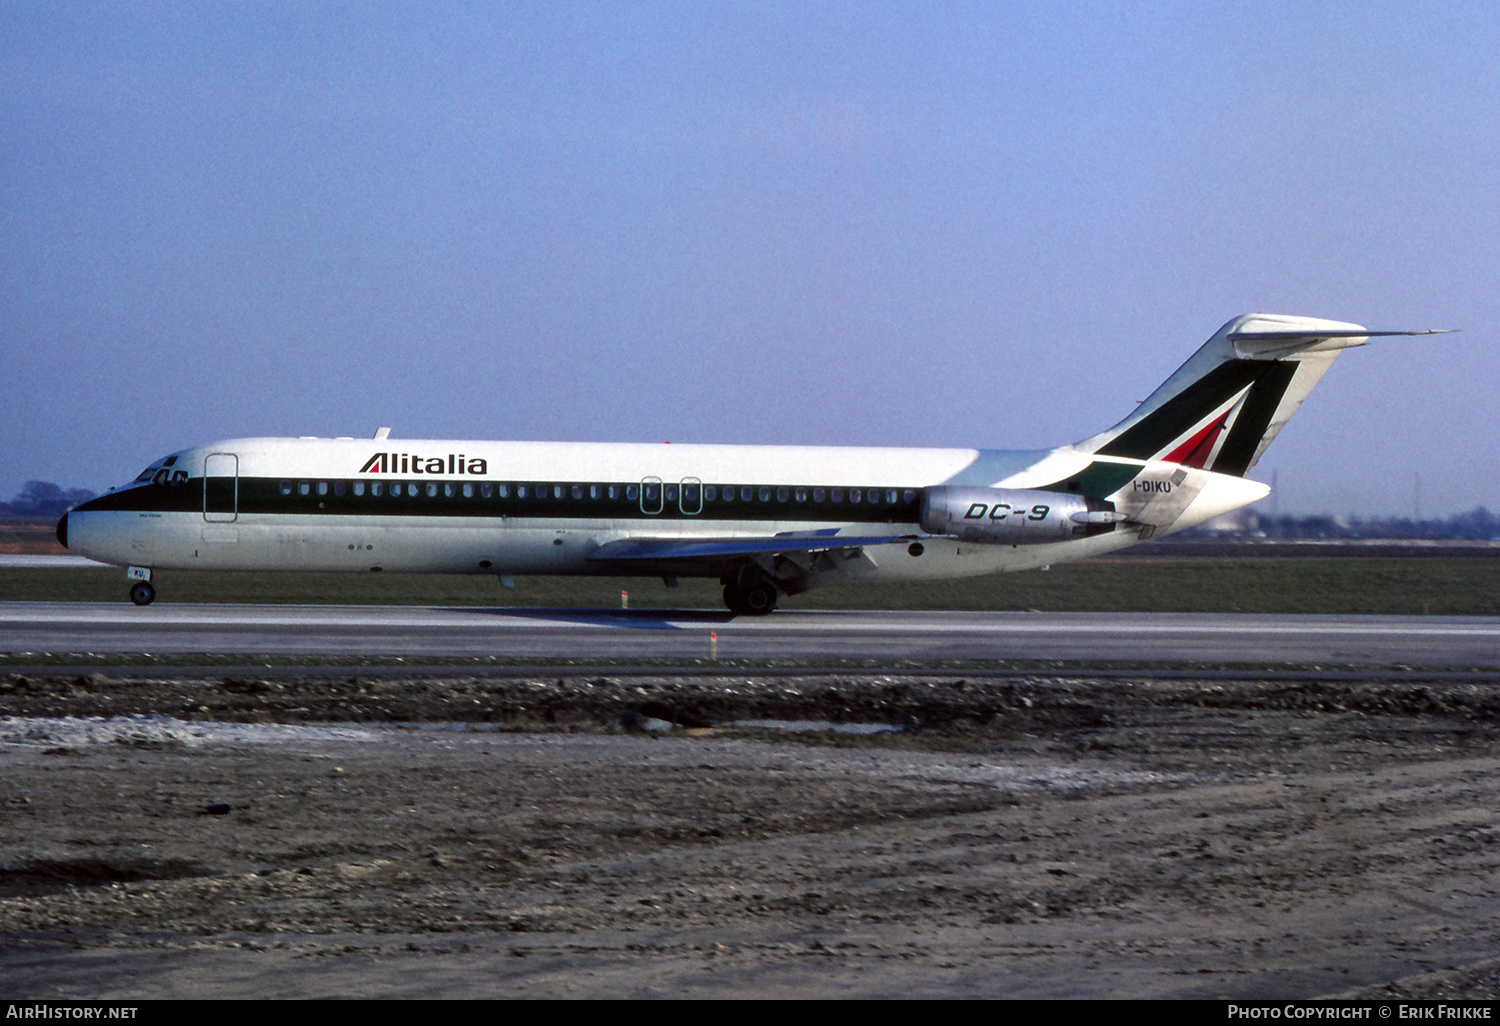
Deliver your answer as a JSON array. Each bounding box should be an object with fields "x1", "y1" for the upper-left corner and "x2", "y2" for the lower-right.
[
  {"x1": 1179, "y1": 507, "x2": 1500, "y2": 542},
  {"x1": 0, "y1": 481, "x2": 96, "y2": 518}
]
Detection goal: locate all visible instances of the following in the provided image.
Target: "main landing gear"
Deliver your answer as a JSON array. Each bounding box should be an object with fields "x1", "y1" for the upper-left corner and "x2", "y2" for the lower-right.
[{"x1": 723, "y1": 580, "x2": 778, "y2": 616}]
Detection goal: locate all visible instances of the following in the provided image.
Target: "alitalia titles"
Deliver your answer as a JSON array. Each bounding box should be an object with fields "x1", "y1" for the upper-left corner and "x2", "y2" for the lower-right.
[{"x1": 359, "y1": 453, "x2": 488, "y2": 475}]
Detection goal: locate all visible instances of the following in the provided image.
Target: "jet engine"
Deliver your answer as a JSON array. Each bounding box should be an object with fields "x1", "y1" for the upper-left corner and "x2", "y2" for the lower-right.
[{"x1": 919, "y1": 487, "x2": 1122, "y2": 544}]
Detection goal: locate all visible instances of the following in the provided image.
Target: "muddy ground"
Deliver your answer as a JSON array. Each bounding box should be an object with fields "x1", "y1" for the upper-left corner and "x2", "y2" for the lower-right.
[{"x1": 1, "y1": 671, "x2": 1499, "y2": 999}]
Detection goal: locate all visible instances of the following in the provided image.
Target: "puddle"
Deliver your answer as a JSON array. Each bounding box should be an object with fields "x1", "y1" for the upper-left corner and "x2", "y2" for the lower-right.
[{"x1": 731, "y1": 719, "x2": 901, "y2": 735}]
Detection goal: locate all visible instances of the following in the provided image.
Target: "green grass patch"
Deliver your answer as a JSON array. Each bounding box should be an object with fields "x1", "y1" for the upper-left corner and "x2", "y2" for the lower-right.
[
  {"x1": 2, "y1": 557, "x2": 1497, "y2": 615},
  {"x1": 800, "y1": 558, "x2": 1500, "y2": 616}
]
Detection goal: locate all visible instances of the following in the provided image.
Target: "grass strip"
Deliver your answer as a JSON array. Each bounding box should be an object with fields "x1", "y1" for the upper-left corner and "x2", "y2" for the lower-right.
[{"x1": 2, "y1": 557, "x2": 1498, "y2": 615}]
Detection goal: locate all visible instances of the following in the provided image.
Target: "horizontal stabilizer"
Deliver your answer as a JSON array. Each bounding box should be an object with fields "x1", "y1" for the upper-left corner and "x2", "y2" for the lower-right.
[
  {"x1": 1228, "y1": 326, "x2": 1454, "y2": 360},
  {"x1": 1227, "y1": 328, "x2": 1453, "y2": 340}
]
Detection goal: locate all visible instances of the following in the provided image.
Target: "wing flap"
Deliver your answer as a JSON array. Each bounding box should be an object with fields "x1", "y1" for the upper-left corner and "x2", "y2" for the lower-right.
[{"x1": 587, "y1": 533, "x2": 918, "y2": 564}]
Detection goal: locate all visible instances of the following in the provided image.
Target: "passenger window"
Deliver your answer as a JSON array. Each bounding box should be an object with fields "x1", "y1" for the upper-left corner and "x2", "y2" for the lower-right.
[
  {"x1": 850, "y1": 489, "x2": 862, "y2": 504},
  {"x1": 886, "y1": 490, "x2": 898, "y2": 504},
  {"x1": 794, "y1": 488, "x2": 806, "y2": 502},
  {"x1": 517, "y1": 485, "x2": 528, "y2": 498},
  {"x1": 426, "y1": 482, "x2": 439, "y2": 497},
  {"x1": 644, "y1": 483, "x2": 659, "y2": 501},
  {"x1": 903, "y1": 489, "x2": 916, "y2": 504},
  {"x1": 759, "y1": 487, "x2": 771, "y2": 502},
  {"x1": 370, "y1": 482, "x2": 383, "y2": 497},
  {"x1": 407, "y1": 483, "x2": 419, "y2": 497},
  {"x1": 298, "y1": 481, "x2": 311, "y2": 496},
  {"x1": 463, "y1": 483, "x2": 474, "y2": 498},
  {"x1": 553, "y1": 485, "x2": 564, "y2": 499},
  {"x1": 608, "y1": 485, "x2": 619, "y2": 499},
  {"x1": 741, "y1": 487, "x2": 753, "y2": 502},
  {"x1": 813, "y1": 488, "x2": 825, "y2": 502},
  {"x1": 353, "y1": 481, "x2": 365, "y2": 496},
  {"x1": 626, "y1": 484, "x2": 639, "y2": 500},
  {"x1": 572, "y1": 485, "x2": 583, "y2": 499},
  {"x1": 722, "y1": 487, "x2": 734, "y2": 503},
  {"x1": 497, "y1": 484, "x2": 509, "y2": 498},
  {"x1": 589, "y1": 485, "x2": 599, "y2": 500},
  {"x1": 316, "y1": 481, "x2": 329, "y2": 496},
  {"x1": 704, "y1": 486, "x2": 717, "y2": 501},
  {"x1": 831, "y1": 489, "x2": 844, "y2": 503},
  {"x1": 776, "y1": 487, "x2": 788, "y2": 502},
  {"x1": 665, "y1": 484, "x2": 678, "y2": 503},
  {"x1": 444, "y1": 482, "x2": 456, "y2": 497}
]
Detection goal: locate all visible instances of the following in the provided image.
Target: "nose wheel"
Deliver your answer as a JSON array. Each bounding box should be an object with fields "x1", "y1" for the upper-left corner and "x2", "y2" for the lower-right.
[{"x1": 129, "y1": 581, "x2": 156, "y2": 606}]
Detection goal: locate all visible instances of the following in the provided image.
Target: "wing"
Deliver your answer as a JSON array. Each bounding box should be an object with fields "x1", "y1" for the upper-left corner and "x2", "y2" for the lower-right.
[{"x1": 586, "y1": 530, "x2": 922, "y2": 590}]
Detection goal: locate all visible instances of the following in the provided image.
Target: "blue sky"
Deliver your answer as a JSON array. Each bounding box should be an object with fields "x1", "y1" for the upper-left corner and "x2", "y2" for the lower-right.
[{"x1": 2, "y1": 2, "x2": 1495, "y2": 516}]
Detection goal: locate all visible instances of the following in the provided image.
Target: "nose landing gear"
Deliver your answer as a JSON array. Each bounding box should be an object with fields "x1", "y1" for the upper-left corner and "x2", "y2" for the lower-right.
[{"x1": 125, "y1": 566, "x2": 155, "y2": 605}]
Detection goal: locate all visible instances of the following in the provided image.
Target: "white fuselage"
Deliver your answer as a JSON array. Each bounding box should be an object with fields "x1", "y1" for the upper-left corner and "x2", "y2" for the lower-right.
[
  {"x1": 63, "y1": 435, "x2": 1267, "y2": 589},
  {"x1": 62, "y1": 314, "x2": 1417, "y2": 611}
]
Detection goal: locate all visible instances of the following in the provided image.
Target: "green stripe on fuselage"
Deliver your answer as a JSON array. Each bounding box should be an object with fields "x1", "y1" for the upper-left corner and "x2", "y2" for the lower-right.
[
  {"x1": 1038, "y1": 460, "x2": 1141, "y2": 499},
  {"x1": 73, "y1": 478, "x2": 922, "y2": 525}
]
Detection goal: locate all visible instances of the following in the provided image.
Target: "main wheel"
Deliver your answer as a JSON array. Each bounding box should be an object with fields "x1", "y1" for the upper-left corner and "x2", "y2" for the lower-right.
[
  {"x1": 129, "y1": 581, "x2": 156, "y2": 606},
  {"x1": 724, "y1": 581, "x2": 777, "y2": 616},
  {"x1": 743, "y1": 581, "x2": 777, "y2": 615}
]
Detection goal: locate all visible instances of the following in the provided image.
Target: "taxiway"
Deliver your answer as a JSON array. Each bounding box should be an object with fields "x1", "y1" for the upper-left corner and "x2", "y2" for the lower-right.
[{"x1": 2, "y1": 602, "x2": 1497, "y2": 666}]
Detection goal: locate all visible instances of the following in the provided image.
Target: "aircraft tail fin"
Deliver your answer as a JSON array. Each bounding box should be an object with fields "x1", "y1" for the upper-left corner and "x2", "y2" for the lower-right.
[{"x1": 1074, "y1": 314, "x2": 1448, "y2": 477}]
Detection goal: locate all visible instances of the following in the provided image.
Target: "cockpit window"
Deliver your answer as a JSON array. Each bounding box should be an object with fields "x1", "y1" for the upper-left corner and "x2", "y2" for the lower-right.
[{"x1": 133, "y1": 454, "x2": 183, "y2": 486}]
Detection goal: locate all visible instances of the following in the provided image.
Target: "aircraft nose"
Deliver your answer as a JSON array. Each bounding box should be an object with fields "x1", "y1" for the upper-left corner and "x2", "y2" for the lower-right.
[{"x1": 56, "y1": 512, "x2": 68, "y2": 550}]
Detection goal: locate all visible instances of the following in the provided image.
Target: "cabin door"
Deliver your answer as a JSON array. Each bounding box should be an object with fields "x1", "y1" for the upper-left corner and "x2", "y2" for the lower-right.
[
  {"x1": 203, "y1": 453, "x2": 238, "y2": 522},
  {"x1": 639, "y1": 477, "x2": 663, "y2": 514}
]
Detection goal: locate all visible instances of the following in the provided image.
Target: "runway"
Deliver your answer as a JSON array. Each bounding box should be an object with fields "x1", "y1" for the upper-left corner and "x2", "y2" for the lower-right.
[
  {"x1": 0, "y1": 554, "x2": 108, "y2": 568},
  {"x1": 3, "y1": 602, "x2": 1498, "y2": 666}
]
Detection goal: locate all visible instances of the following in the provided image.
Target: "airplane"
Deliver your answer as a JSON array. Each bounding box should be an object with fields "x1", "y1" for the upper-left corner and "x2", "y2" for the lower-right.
[{"x1": 56, "y1": 314, "x2": 1445, "y2": 614}]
